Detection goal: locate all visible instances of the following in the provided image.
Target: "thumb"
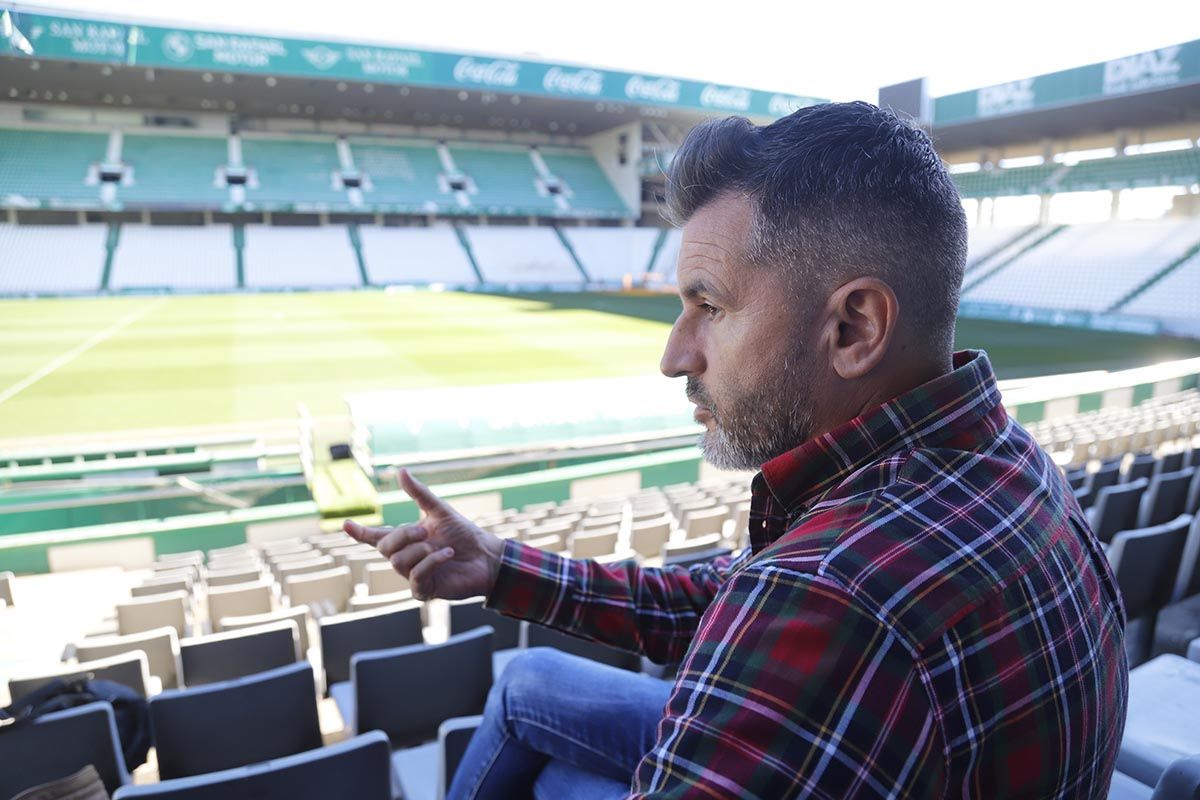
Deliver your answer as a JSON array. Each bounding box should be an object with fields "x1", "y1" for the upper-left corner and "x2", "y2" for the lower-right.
[{"x1": 398, "y1": 468, "x2": 447, "y2": 515}]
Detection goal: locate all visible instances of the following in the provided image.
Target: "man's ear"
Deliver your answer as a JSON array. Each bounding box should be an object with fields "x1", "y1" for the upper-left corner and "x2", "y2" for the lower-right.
[{"x1": 823, "y1": 277, "x2": 898, "y2": 380}]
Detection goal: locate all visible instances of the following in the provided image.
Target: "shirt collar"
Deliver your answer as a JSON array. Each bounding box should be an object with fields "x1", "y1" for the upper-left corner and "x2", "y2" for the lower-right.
[{"x1": 751, "y1": 350, "x2": 1004, "y2": 543}]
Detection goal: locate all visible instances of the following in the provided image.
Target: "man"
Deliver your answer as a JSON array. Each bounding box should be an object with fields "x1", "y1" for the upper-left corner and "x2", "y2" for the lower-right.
[{"x1": 346, "y1": 101, "x2": 1127, "y2": 798}]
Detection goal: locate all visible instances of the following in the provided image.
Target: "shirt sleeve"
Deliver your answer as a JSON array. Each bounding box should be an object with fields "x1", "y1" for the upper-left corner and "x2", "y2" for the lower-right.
[
  {"x1": 630, "y1": 564, "x2": 945, "y2": 800},
  {"x1": 486, "y1": 538, "x2": 747, "y2": 665}
]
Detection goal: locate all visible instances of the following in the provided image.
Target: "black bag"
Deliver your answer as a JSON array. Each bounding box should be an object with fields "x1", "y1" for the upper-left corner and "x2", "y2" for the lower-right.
[{"x1": 0, "y1": 676, "x2": 151, "y2": 771}]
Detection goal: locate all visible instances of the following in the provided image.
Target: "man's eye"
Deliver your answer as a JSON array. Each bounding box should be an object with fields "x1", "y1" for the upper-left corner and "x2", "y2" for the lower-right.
[{"x1": 699, "y1": 303, "x2": 720, "y2": 319}]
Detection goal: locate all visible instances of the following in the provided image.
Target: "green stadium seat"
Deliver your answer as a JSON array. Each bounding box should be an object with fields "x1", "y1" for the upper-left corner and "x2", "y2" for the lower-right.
[
  {"x1": 0, "y1": 127, "x2": 108, "y2": 205},
  {"x1": 117, "y1": 133, "x2": 230, "y2": 206},
  {"x1": 240, "y1": 137, "x2": 348, "y2": 209},
  {"x1": 540, "y1": 148, "x2": 630, "y2": 217},
  {"x1": 448, "y1": 143, "x2": 558, "y2": 215}
]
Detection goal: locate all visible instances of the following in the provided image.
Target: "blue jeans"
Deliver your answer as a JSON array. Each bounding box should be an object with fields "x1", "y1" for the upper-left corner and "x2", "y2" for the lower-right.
[{"x1": 447, "y1": 648, "x2": 673, "y2": 800}]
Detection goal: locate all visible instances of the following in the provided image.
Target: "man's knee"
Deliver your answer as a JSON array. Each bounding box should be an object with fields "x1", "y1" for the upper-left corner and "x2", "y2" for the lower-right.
[{"x1": 496, "y1": 647, "x2": 573, "y2": 696}]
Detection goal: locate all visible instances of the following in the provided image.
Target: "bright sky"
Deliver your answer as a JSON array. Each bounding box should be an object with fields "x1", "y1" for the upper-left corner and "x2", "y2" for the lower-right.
[{"x1": 27, "y1": 0, "x2": 1200, "y2": 101}]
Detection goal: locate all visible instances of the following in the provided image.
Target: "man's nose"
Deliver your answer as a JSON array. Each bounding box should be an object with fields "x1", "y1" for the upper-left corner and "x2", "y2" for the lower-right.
[{"x1": 660, "y1": 315, "x2": 705, "y2": 379}]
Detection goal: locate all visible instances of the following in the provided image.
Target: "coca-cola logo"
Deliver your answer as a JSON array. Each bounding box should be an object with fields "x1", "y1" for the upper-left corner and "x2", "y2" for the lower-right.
[
  {"x1": 700, "y1": 84, "x2": 751, "y2": 111},
  {"x1": 767, "y1": 94, "x2": 806, "y2": 117},
  {"x1": 624, "y1": 75, "x2": 681, "y2": 104},
  {"x1": 453, "y1": 57, "x2": 520, "y2": 87},
  {"x1": 542, "y1": 67, "x2": 604, "y2": 96}
]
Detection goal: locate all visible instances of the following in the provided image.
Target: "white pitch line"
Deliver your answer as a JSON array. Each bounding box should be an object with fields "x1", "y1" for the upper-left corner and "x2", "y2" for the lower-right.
[{"x1": 0, "y1": 298, "x2": 167, "y2": 408}]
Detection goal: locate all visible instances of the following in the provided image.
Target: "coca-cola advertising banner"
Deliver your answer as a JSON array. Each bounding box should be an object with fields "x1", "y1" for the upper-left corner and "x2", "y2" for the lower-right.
[{"x1": 0, "y1": 7, "x2": 824, "y2": 118}]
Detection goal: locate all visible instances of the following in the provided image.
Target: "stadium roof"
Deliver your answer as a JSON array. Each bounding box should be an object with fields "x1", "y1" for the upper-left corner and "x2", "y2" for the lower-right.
[
  {"x1": 932, "y1": 39, "x2": 1200, "y2": 152},
  {"x1": 0, "y1": 4, "x2": 826, "y2": 133}
]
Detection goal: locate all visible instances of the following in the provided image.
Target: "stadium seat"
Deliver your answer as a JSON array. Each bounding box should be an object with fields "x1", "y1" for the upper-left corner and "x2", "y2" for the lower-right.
[
  {"x1": 1153, "y1": 594, "x2": 1200, "y2": 660},
  {"x1": 339, "y1": 550, "x2": 385, "y2": 586},
  {"x1": 365, "y1": 561, "x2": 409, "y2": 595},
  {"x1": 1090, "y1": 479, "x2": 1151, "y2": 544},
  {"x1": 283, "y1": 566, "x2": 352, "y2": 615},
  {"x1": 131, "y1": 575, "x2": 193, "y2": 598},
  {"x1": 390, "y1": 714, "x2": 485, "y2": 800},
  {"x1": 448, "y1": 598, "x2": 523, "y2": 674},
  {"x1": 179, "y1": 620, "x2": 299, "y2": 686},
  {"x1": 331, "y1": 627, "x2": 494, "y2": 748},
  {"x1": 8, "y1": 651, "x2": 152, "y2": 702},
  {"x1": 1187, "y1": 469, "x2": 1200, "y2": 515},
  {"x1": 0, "y1": 570, "x2": 15, "y2": 606},
  {"x1": 522, "y1": 622, "x2": 641, "y2": 672},
  {"x1": 1077, "y1": 460, "x2": 1123, "y2": 511},
  {"x1": 348, "y1": 591, "x2": 416, "y2": 613},
  {"x1": 1172, "y1": 514, "x2": 1200, "y2": 602},
  {"x1": 1138, "y1": 468, "x2": 1197, "y2": 528},
  {"x1": 1108, "y1": 516, "x2": 1193, "y2": 666},
  {"x1": 0, "y1": 701, "x2": 130, "y2": 798},
  {"x1": 274, "y1": 556, "x2": 337, "y2": 584},
  {"x1": 73, "y1": 626, "x2": 182, "y2": 690},
  {"x1": 110, "y1": 731, "x2": 392, "y2": 800},
  {"x1": 570, "y1": 528, "x2": 620, "y2": 559},
  {"x1": 1155, "y1": 452, "x2": 1188, "y2": 478},
  {"x1": 149, "y1": 661, "x2": 322, "y2": 779},
  {"x1": 318, "y1": 603, "x2": 425, "y2": 688},
  {"x1": 1190, "y1": 638, "x2": 1200, "y2": 663},
  {"x1": 206, "y1": 565, "x2": 264, "y2": 587},
  {"x1": 206, "y1": 580, "x2": 273, "y2": 627},
  {"x1": 630, "y1": 518, "x2": 671, "y2": 558},
  {"x1": 1128, "y1": 454, "x2": 1159, "y2": 484},
  {"x1": 218, "y1": 604, "x2": 312, "y2": 657},
  {"x1": 116, "y1": 591, "x2": 189, "y2": 637},
  {"x1": 1118, "y1": 655, "x2": 1200, "y2": 788}
]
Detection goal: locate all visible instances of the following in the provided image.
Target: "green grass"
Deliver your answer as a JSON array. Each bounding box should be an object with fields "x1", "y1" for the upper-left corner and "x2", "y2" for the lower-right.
[{"x1": 1, "y1": 290, "x2": 1197, "y2": 440}]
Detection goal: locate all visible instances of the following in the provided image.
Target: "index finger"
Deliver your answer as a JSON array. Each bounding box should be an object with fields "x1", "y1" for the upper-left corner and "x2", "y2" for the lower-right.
[
  {"x1": 398, "y1": 469, "x2": 446, "y2": 515},
  {"x1": 343, "y1": 519, "x2": 392, "y2": 546}
]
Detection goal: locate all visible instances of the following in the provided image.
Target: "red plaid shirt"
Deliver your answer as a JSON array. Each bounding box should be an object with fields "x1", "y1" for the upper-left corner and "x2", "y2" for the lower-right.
[{"x1": 488, "y1": 351, "x2": 1128, "y2": 798}]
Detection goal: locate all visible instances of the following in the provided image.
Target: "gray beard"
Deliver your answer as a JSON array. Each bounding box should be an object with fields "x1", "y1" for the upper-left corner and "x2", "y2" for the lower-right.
[{"x1": 689, "y1": 375, "x2": 816, "y2": 472}]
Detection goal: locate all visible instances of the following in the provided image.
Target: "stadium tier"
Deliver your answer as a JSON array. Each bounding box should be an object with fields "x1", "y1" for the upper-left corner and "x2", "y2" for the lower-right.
[
  {"x1": 357, "y1": 224, "x2": 479, "y2": 285},
  {"x1": 952, "y1": 162, "x2": 1063, "y2": 199},
  {"x1": 562, "y1": 227, "x2": 662, "y2": 283},
  {"x1": 461, "y1": 226, "x2": 583, "y2": 285},
  {"x1": 0, "y1": 223, "x2": 107, "y2": 293},
  {"x1": 0, "y1": 126, "x2": 631, "y2": 218},
  {"x1": 242, "y1": 226, "x2": 363, "y2": 290},
  {"x1": 964, "y1": 218, "x2": 1200, "y2": 314},
  {"x1": 108, "y1": 225, "x2": 237, "y2": 292}
]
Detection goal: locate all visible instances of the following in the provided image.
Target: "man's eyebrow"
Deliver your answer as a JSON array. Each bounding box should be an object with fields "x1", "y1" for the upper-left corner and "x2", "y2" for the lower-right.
[{"x1": 679, "y1": 279, "x2": 728, "y2": 304}]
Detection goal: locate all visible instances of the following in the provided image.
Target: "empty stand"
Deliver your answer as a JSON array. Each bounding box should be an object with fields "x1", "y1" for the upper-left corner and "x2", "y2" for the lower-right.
[
  {"x1": 1125, "y1": 251, "x2": 1200, "y2": 322},
  {"x1": 463, "y1": 226, "x2": 581, "y2": 285},
  {"x1": 358, "y1": 224, "x2": 478, "y2": 285},
  {"x1": 117, "y1": 133, "x2": 230, "y2": 206},
  {"x1": 449, "y1": 143, "x2": 557, "y2": 215},
  {"x1": 240, "y1": 137, "x2": 347, "y2": 208},
  {"x1": 539, "y1": 148, "x2": 629, "y2": 216},
  {"x1": 965, "y1": 219, "x2": 1200, "y2": 312},
  {"x1": 241, "y1": 225, "x2": 361, "y2": 289},
  {"x1": 562, "y1": 227, "x2": 660, "y2": 283},
  {"x1": 348, "y1": 138, "x2": 450, "y2": 213},
  {"x1": 650, "y1": 228, "x2": 682, "y2": 281},
  {"x1": 1058, "y1": 148, "x2": 1200, "y2": 193},
  {"x1": 0, "y1": 127, "x2": 107, "y2": 205},
  {"x1": 108, "y1": 225, "x2": 236, "y2": 291},
  {"x1": 952, "y1": 162, "x2": 1060, "y2": 198},
  {"x1": 0, "y1": 224, "x2": 107, "y2": 294}
]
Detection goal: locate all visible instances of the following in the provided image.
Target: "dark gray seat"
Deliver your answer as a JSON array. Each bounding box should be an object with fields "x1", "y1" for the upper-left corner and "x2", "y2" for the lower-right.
[
  {"x1": 149, "y1": 661, "x2": 322, "y2": 780},
  {"x1": 1154, "y1": 451, "x2": 1187, "y2": 477},
  {"x1": 1108, "y1": 755, "x2": 1200, "y2": 800},
  {"x1": 1108, "y1": 516, "x2": 1192, "y2": 666},
  {"x1": 1138, "y1": 468, "x2": 1197, "y2": 528},
  {"x1": 523, "y1": 621, "x2": 642, "y2": 672},
  {"x1": 1117, "y1": 656, "x2": 1200, "y2": 789},
  {"x1": 318, "y1": 603, "x2": 424, "y2": 689},
  {"x1": 1186, "y1": 468, "x2": 1200, "y2": 516},
  {"x1": 448, "y1": 598, "x2": 521, "y2": 649},
  {"x1": 331, "y1": 626, "x2": 493, "y2": 749},
  {"x1": 1078, "y1": 460, "x2": 1123, "y2": 511},
  {"x1": 179, "y1": 620, "x2": 298, "y2": 687},
  {"x1": 0, "y1": 702, "x2": 130, "y2": 798},
  {"x1": 389, "y1": 714, "x2": 484, "y2": 800},
  {"x1": 111, "y1": 732, "x2": 391, "y2": 800},
  {"x1": 1127, "y1": 454, "x2": 1157, "y2": 484},
  {"x1": 1090, "y1": 478, "x2": 1150, "y2": 544},
  {"x1": 1150, "y1": 516, "x2": 1200, "y2": 659}
]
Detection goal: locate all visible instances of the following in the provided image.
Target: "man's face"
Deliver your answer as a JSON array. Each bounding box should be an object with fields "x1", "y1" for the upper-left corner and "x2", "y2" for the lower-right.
[{"x1": 660, "y1": 194, "x2": 819, "y2": 471}]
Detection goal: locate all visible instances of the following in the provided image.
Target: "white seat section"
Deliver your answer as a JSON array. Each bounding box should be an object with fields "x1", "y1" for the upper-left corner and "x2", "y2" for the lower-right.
[
  {"x1": 1125, "y1": 251, "x2": 1200, "y2": 322},
  {"x1": 562, "y1": 228, "x2": 660, "y2": 283},
  {"x1": 966, "y1": 224, "x2": 1030, "y2": 269},
  {"x1": 462, "y1": 226, "x2": 580, "y2": 285},
  {"x1": 242, "y1": 225, "x2": 361, "y2": 289},
  {"x1": 650, "y1": 228, "x2": 682, "y2": 284},
  {"x1": 965, "y1": 219, "x2": 1200, "y2": 312},
  {"x1": 109, "y1": 225, "x2": 235, "y2": 290},
  {"x1": 358, "y1": 224, "x2": 478, "y2": 285},
  {"x1": 0, "y1": 224, "x2": 106, "y2": 293}
]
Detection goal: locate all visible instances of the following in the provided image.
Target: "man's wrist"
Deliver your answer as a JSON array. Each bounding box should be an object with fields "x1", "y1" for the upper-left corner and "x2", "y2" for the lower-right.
[{"x1": 481, "y1": 532, "x2": 505, "y2": 599}]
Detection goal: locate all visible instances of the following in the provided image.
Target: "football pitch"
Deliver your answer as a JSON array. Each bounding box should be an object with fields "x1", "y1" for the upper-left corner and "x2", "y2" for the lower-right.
[{"x1": 2, "y1": 290, "x2": 1199, "y2": 442}]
